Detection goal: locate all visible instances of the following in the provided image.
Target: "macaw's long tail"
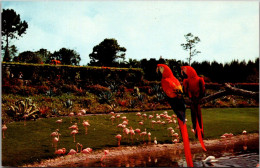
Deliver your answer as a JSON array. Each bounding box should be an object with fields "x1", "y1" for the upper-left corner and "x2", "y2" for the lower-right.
[
  {"x1": 196, "y1": 119, "x2": 207, "y2": 151},
  {"x1": 191, "y1": 102, "x2": 207, "y2": 151},
  {"x1": 178, "y1": 118, "x2": 193, "y2": 167}
]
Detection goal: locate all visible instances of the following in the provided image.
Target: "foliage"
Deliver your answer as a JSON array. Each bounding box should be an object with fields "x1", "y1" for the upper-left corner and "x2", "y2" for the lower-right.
[
  {"x1": 15, "y1": 51, "x2": 43, "y2": 64},
  {"x1": 181, "y1": 33, "x2": 201, "y2": 65},
  {"x1": 63, "y1": 99, "x2": 73, "y2": 110},
  {"x1": 2, "y1": 9, "x2": 28, "y2": 62},
  {"x1": 89, "y1": 38, "x2": 126, "y2": 66},
  {"x1": 48, "y1": 48, "x2": 81, "y2": 65},
  {"x1": 86, "y1": 84, "x2": 110, "y2": 95},
  {"x1": 98, "y1": 91, "x2": 113, "y2": 104},
  {"x1": 6, "y1": 98, "x2": 39, "y2": 121},
  {"x1": 2, "y1": 62, "x2": 144, "y2": 87}
]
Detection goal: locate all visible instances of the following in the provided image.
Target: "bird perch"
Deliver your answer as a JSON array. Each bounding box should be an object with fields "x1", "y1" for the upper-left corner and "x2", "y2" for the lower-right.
[{"x1": 185, "y1": 83, "x2": 259, "y2": 105}]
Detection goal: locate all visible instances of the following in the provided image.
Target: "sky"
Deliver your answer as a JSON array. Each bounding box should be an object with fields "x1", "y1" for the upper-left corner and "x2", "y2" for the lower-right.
[{"x1": 1, "y1": 1, "x2": 259, "y2": 65}]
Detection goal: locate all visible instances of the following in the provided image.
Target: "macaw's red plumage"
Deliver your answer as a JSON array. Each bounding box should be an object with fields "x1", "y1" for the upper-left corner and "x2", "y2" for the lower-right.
[
  {"x1": 157, "y1": 64, "x2": 193, "y2": 167},
  {"x1": 181, "y1": 66, "x2": 207, "y2": 152}
]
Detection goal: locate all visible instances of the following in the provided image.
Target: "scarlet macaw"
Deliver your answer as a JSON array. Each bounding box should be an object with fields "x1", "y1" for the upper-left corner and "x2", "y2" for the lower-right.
[
  {"x1": 157, "y1": 64, "x2": 193, "y2": 167},
  {"x1": 181, "y1": 66, "x2": 207, "y2": 151}
]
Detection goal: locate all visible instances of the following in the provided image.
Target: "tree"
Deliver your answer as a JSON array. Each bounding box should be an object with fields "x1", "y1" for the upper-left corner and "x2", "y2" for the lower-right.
[
  {"x1": 16, "y1": 51, "x2": 42, "y2": 64},
  {"x1": 181, "y1": 33, "x2": 201, "y2": 65},
  {"x1": 35, "y1": 48, "x2": 51, "y2": 63},
  {"x1": 89, "y1": 38, "x2": 126, "y2": 66},
  {"x1": 49, "y1": 48, "x2": 81, "y2": 65},
  {"x1": 2, "y1": 9, "x2": 28, "y2": 62}
]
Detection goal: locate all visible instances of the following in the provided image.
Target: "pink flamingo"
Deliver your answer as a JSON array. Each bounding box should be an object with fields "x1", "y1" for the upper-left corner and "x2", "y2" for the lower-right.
[
  {"x1": 79, "y1": 109, "x2": 86, "y2": 114},
  {"x1": 110, "y1": 111, "x2": 115, "y2": 116},
  {"x1": 82, "y1": 146, "x2": 92, "y2": 160},
  {"x1": 136, "y1": 112, "x2": 141, "y2": 118},
  {"x1": 123, "y1": 128, "x2": 130, "y2": 142},
  {"x1": 82, "y1": 120, "x2": 90, "y2": 135},
  {"x1": 2, "y1": 124, "x2": 7, "y2": 139},
  {"x1": 23, "y1": 114, "x2": 28, "y2": 126},
  {"x1": 50, "y1": 129, "x2": 60, "y2": 147},
  {"x1": 82, "y1": 147, "x2": 92, "y2": 154},
  {"x1": 129, "y1": 128, "x2": 135, "y2": 143},
  {"x1": 121, "y1": 116, "x2": 127, "y2": 121},
  {"x1": 77, "y1": 112, "x2": 82, "y2": 123},
  {"x1": 110, "y1": 116, "x2": 115, "y2": 125},
  {"x1": 148, "y1": 115, "x2": 153, "y2": 119},
  {"x1": 122, "y1": 120, "x2": 128, "y2": 126},
  {"x1": 151, "y1": 120, "x2": 156, "y2": 128},
  {"x1": 173, "y1": 138, "x2": 179, "y2": 144},
  {"x1": 139, "y1": 121, "x2": 144, "y2": 126},
  {"x1": 142, "y1": 113, "x2": 147, "y2": 120},
  {"x1": 168, "y1": 127, "x2": 173, "y2": 137},
  {"x1": 115, "y1": 134, "x2": 122, "y2": 146},
  {"x1": 53, "y1": 134, "x2": 60, "y2": 151},
  {"x1": 172, "y1": 132, "x2": 179, "y2": 143},
  {"x1": 50, "y1": 129, "x2": 59, "y2": 137},
  {"x1": 71, "y1": 130, "x2": 78, "y2": 143},
  {"x1": 116, "y1": 114, "x2": 120, "y2": 122},
  {"x1": 67, "y1": 143, "x2": 81, "y2": 155},
  {"x1": 148, "y1": 132, "x2": 151, "y2": 144},
  {"x1": 100, "y1": 150, "x2": 109, "y2": 162},
  {"x1": 56, "y1": 119, "x2": 63, "y2": 129},
  {"x1": 69, "y1": 123, "x2": 78, "y2": 130},
  {"x1": 172, "y1": 114, "x2": 177, "y2": 118},
  {"x1": 140, "y1": 128, "x2": 147, "y2": 142},
  {"x1": 69, "y1": 112, "x2": 74, "y2": 123},
  {"x1": 135, "y1": 128, "x2": 141, "y2": 138},
  {"x1": 55, "y1": 148, "x2": 66, "y2": 155}
]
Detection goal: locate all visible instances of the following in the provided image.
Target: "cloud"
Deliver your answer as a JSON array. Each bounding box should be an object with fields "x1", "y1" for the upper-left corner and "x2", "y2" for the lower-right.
[{"x1": 2, "y1": 1, "x2": 259, "y2": 65}]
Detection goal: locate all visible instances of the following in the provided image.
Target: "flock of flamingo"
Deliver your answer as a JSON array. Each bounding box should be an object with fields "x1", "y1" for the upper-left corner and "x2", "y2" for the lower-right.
[{"x1": 1, "y1": 109, "x2": 254, "y2": 167}]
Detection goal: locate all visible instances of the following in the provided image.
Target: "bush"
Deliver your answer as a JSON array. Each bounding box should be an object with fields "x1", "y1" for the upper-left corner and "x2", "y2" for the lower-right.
[{"x1": 86, "y1": 84, "x2": 110, "y2": 95}]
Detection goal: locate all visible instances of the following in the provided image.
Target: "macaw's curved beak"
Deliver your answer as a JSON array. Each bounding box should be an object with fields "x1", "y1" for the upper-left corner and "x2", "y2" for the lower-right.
[
  {"x1": 156, "y1": 66, "x2": 163, "y2": 80},
  {"x1": 181, "y1": 70, "x2": 188, "y2": 79}
]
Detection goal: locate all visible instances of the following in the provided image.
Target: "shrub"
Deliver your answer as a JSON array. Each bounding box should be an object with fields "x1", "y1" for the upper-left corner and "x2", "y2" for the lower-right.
[
  {"x1": 6, "y1": 98, "x2": 40, "y2": 121},
  {"x1": 36, "y1": 85, "x2": 50, "y2": 94},
  {"x1": 86, "y1": 84, "x2": 110, "y2": 95},
  {"x1": 98, "y1": 91, "x2": 113, "y2": 104}
]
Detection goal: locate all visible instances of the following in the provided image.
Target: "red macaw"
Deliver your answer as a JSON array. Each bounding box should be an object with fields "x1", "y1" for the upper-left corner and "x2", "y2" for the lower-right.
[
  {"x1": 157, "y1": 64, "x2": 193, "y2": 167},
  {"x1": 181, "y1": 66, "x2": 207, "y2": 151}
]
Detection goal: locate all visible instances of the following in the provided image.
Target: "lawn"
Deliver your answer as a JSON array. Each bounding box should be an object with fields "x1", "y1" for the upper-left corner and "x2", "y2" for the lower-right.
[{"x1": 2, "y1": 108, "x2": 259, "y2": 167}]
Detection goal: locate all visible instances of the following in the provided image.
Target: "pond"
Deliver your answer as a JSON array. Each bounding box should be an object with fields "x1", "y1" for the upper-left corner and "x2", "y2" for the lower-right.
[{"x1": 54, "y1": 134, "x2": 259, "y2": 167}]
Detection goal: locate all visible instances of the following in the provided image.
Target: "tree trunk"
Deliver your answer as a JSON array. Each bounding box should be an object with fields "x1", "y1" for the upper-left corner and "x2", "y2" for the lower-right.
[{"x1": 4, "y1": 33, "x2": 10, "y2": 62}]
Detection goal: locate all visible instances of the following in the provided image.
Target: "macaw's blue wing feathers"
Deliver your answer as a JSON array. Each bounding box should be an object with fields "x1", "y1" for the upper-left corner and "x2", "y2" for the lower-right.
[{"x1": 167, "y1": 97, "x2": 186, "y2": 123}]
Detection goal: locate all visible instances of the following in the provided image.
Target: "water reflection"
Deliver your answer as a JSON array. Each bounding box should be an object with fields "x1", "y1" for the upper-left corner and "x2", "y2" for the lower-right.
[{"x1": 60, "y1": 137, "x2": 258, "y2": 167}]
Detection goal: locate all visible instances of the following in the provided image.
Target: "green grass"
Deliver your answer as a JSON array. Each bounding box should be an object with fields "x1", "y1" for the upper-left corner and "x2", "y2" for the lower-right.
[{"x1": 2, "y1": 108, "x2": 259, "y2": 167}]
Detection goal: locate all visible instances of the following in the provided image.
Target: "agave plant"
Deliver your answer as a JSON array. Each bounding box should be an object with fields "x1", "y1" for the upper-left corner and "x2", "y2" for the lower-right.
[
  {"x1": 106, "y1": 81, "x2": 119, "y2": 93},
  {"x1": 6, "y1": 98, "x2": 39, "y2": 121},
  {"x1": 98, "y1": 91, "x2": 113, "y2": 104},
  {"x1": 150, "y1": 85, "x2": 161, "y2": 95},
  {"x1": 64, "y1": 99, "x2": 73, "y2": 109},
  {"x1": 128, "y1": 99, "x2": 137, "y2": 109},
  {"x1": 156, "y1": 92, "x2": 166, "y2": 102}
]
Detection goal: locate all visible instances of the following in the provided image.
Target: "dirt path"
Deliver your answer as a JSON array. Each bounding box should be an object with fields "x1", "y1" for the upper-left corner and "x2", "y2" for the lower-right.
[{"x1": 24, "y1": 133, "x2": 259, "y2": 167}]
